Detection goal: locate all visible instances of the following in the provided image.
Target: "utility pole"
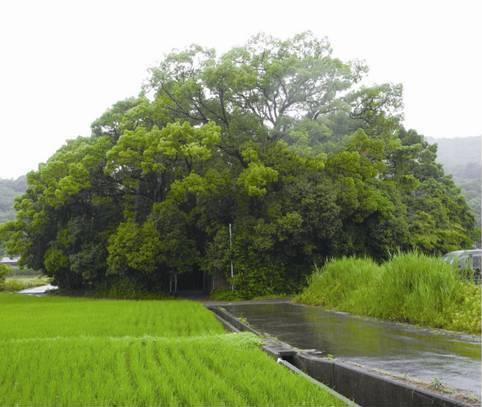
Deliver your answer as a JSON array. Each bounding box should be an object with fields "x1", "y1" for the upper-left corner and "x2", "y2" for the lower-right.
[{"x1": 229, "y1": 223, "x2": 234, "y2": 291}]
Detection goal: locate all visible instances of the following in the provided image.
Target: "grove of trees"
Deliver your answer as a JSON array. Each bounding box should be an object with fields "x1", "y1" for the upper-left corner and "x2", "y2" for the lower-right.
[{"x1": 0, "y1": 33, "x2": 475, "y2": 296}]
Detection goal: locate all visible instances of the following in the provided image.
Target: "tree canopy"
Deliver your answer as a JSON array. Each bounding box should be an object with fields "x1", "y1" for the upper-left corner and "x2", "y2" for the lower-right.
[{"x1": 0, "y1": 33, "x2": 474, "y2": 296}]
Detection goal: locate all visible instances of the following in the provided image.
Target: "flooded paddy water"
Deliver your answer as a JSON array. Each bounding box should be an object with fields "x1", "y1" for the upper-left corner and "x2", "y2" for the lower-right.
[{"x1": 224, "y1": 302, "x2": 481, "y2": 397}]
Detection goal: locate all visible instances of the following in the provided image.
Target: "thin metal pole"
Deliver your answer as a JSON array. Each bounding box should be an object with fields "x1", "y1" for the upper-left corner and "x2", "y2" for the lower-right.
[{"x1": 229, "y1": 223, "x2": 234, "y2": 290}]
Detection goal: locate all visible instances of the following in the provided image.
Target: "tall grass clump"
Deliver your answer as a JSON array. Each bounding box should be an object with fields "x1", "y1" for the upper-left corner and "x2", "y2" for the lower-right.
[
  {"x1": 296, "y1": 253, "x2": 481, "y2": 333},
  {"x1": 296, "y1": 257, "x2": 382, "y2": 314},
  {"x1": 376, "y1": 253, "x2": 462, "y2": 324}
]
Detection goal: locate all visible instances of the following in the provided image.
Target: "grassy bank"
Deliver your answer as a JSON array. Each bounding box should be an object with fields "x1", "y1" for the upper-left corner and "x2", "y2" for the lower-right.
[
  {"x1": 0, "y1": 263, "x2": 51, "y2": 291},
  {"x1": 296, "y1": 253, "x2": 481, "y2": 334},
  {"x1": 0, "y1": 293, "x2": 344, "y2": 406}
]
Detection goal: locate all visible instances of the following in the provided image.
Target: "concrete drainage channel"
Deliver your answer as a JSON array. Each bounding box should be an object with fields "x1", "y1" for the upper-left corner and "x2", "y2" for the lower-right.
[{"x1": 207, "y1": 305, "x2": 476, "y2": 407}]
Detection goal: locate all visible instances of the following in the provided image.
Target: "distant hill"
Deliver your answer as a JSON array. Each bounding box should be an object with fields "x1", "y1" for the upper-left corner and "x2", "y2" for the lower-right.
[
  {"x1": 0, "y1": 176, "x2": 27, "y2": 223},
  {"x1": 427, "y1": 136, "x2": 481, "y2": 227}
]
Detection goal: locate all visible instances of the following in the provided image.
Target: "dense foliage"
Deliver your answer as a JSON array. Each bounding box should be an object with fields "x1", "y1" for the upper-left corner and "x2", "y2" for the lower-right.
[
  {"x1": 296, "y1": 253, "x2": 481, "y2": 333},
  {"x1": 0, "y1": 33, "x2": 474, "y2": 295},
  {"x1": 0, "y1": 294, "x2": 343, "y2": 406}
]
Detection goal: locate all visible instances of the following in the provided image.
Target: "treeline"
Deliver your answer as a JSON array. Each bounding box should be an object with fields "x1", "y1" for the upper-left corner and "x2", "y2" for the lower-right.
[{"x1": 0, "y1": 33, "x2": 474, "y2": 295}]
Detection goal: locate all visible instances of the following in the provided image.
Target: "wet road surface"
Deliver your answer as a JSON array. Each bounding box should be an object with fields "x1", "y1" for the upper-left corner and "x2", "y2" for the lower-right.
[
  {"x1": 224, "y1": 302, "x2": 481, "y2": 396},
  {"x1": 18, "y1": 284, "x2": 58, "y2": 295}
]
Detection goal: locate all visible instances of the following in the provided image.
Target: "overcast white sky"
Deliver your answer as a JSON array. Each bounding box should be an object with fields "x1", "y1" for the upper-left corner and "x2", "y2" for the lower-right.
[{"x1": 0, "y1": 0, "x2": 481, "y2": 179}]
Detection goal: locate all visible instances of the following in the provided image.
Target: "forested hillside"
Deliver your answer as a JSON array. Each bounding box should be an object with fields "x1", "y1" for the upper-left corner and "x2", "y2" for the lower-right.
[
  {"x1": 427, "y1": 136, "x2": 481, "y2": 227},
  {"x1": 0, "y1": 33, "x2": 475, "y2": 295},
  {"x1": 0, "y1": 176, "x2": 26, "y2": 223}
]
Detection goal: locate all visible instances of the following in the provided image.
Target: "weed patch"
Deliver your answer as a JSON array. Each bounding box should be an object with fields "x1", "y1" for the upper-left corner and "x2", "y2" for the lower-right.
[{"x1": 296, "y1": 253, "x2": 481, "y2": 333}]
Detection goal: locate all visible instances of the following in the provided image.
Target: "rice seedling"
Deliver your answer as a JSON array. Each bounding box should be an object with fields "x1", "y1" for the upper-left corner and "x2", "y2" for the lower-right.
[
  {"x1": 0, "y1": 294, "x2": 224, "y2": 339},
  {"x1": 0, "y1": 293, "x2": 345, "y2": 406},
  {"x1": 0, "y1": 335, "x2": 344, "y2": 406}
]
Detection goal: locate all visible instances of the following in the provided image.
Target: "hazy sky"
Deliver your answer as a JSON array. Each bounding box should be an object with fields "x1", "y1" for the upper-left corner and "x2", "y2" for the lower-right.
[{"x1": 0, "y1": 0, "x2": 481, "y2": 179}]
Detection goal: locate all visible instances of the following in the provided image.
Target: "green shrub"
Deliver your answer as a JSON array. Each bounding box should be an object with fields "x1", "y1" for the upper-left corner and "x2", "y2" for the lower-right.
[
  {"x1": 93, "y1": 277, "x2": 167, "y2": 300},
  {"x1": 0, "y1": 264, "x2": 9, "y2": 290},
  {"x1": 231, "y1": 265, "x2": 289, "y2": 299},
  {"x1": 209, "y1": 289, "x2": 245, "y2": 301},
  {"x1": 0, "y1": 264, "x2": 10, "y2": 275}
]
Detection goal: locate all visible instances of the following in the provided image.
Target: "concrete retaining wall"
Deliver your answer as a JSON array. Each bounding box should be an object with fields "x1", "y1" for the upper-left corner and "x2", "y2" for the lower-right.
[{"x1": 293, "y1": 352, "x2": 471, "y2": 407}]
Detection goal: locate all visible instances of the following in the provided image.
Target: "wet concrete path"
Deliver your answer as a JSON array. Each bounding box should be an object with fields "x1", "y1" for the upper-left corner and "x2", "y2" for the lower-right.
[
  {"x1": 224, "y1": 302, "x2": 481, "y2": 396},
  {"x1": 18, "y1": 284, "x2": 58, "y2": 295}
]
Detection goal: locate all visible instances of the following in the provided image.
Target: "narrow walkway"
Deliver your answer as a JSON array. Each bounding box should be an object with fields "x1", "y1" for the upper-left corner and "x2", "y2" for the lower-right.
[
  {"x1": 202, "y1": 298, "x2": 291, "y2": 307},
  {"x1": 18, "y1": 284, "x2": 58, "y2": 295},
  {"x1": 222, "y1": 302, "x2": 481, "y2": 397}
]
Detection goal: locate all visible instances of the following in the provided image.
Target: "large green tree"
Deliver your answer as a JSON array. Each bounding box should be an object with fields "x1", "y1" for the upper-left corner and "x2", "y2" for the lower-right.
[{"x1": 0, "y1": 32, "x2": 474, "y2": 295}]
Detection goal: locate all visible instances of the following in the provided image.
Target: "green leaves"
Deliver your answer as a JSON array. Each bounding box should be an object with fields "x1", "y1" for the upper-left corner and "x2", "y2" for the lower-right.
[
  {"x1": 44, "y1": 247, "x2": 69, "y2": 275},
  {"x1": 107, "y1": 220, "x2": 162, "y2": 275},
  {"x1": 1, "y1": 32, "x2": 475, "y2": 294},
  {"x1": 237, "y1": 163, "x2": 278, "y2": 197},
  {"x1": 158, "y1": 122, "x2": 220, "y2": 160}
]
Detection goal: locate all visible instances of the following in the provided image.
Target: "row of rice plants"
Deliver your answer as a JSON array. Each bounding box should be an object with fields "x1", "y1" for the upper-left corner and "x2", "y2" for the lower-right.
[
  {"x1": 296, "y1": 252, "x2": 481, "y2": 333},
  {"x1": 0, "y1": 294, "x2": 346, "y2": 406},
  {"x1": 0, "y1": 334, "x2": 345, "y2": 406},
  {"x1": 0, "y1": 294, "x2": 224, "y2": 339}
]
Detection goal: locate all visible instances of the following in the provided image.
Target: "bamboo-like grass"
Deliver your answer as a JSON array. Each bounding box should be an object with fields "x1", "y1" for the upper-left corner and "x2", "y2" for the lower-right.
[{"x1": 296, "y1": 253, "x2": 481, "y2": 333}]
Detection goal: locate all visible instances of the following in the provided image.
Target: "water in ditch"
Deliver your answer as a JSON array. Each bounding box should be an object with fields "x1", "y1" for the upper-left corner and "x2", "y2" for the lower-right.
[{"x1": 224, "y1": 302, "x2": 481, "y2": 396}]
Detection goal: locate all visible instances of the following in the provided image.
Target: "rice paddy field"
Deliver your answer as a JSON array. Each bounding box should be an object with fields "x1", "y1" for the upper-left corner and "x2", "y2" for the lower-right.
[{"x1": 0, "y1": 293, "x2": 345, "y2": 406}]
